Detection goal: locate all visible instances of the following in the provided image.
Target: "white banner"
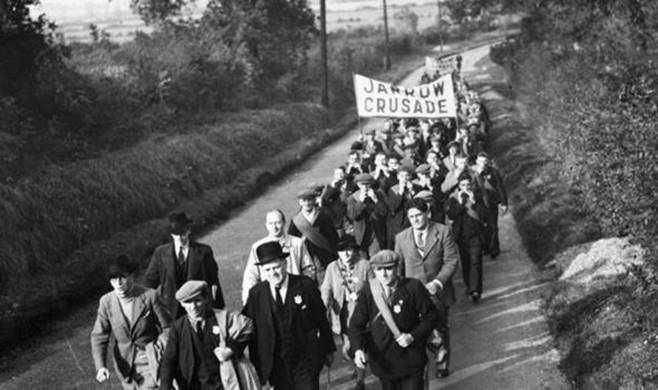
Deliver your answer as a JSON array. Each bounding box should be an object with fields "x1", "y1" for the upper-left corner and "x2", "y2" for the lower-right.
[
  {"x1": 425, "y1": 56, "x2": 457, "y2": 74},
  {"x1": 353, "y1": 73, "x2": 457, "y2": 118}
]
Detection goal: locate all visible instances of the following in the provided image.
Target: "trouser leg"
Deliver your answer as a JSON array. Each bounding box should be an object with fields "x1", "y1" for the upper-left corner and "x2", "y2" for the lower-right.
[
  {"x1": 458, "y1": 241, "x2": 471, "y2": 292},
  {"x1": 489, "y1": 207, "x2": 500, "y2": 257},
  {"x1": 468, "y1": 239, "x2": 483, "y2": 294},
  {"x1": 381, "y1": 371, "x2": 425, "y2": 390},
  {"x1": 434, "y1": 304, "x2": 450, "y2": 370}
]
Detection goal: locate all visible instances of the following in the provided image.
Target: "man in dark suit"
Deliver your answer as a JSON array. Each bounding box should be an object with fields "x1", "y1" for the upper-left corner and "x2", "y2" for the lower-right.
[
  {"x1": 349, "y1": 250, "x2": 438, "y2": 390},
  {"x1": 346, "y1": 173, "x2": 388, "y2": 258},
  {"x1": 385, "y1": 167, "x2": 421, "y2": 248},
  {"x1": 144, "y1": 212, "x2": 225, "y2": 318},
  {"x1": 394, "y1": 198, "x2": 459, "y2": 377},
  {"x1": 92, "y1": 255, "x2": 171, "y2": 389},
  {"x1": 472, "y1": 152, "x2": 508, "y2": 259},
  {"x1": 447, "y1": 173, "x2": 488, "y2": 303},
  {"x1": 242, "y1": 241, "x2": 336, "y2": 390},
  {"x1": 289, "y1": 187, "x2": 339, "y2": 274},
  {"x1": 161, "y1": 281, "x2": 245, "y2": 390}
]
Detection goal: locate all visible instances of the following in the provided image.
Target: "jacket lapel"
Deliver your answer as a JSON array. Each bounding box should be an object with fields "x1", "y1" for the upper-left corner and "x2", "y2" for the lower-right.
[
  {"x1": 129, "y1": 288, "x2": 148, "y2": 333},
  {"x1": 109, "y1": 293, "x2": 132, "y2": 339},
  {"x1": 286, "y1": 275, "x2": 301, "y2": 324}
]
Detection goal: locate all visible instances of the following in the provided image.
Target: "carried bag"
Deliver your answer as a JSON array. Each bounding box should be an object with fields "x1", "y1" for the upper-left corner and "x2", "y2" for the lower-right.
[{"x1": 214, "y1": 310, "x2": 261, "y2": 390}]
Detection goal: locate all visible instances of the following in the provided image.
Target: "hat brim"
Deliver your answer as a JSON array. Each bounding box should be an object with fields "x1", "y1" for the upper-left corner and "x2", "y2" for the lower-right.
[{"x1": 256, "y1": 252, "x2": 289, "y2": 266}]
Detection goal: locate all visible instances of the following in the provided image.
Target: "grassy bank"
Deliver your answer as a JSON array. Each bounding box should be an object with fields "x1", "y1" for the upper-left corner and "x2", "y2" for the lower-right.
[{"x1": 486, "y1": 3, "x2": 658, "y2": 386}]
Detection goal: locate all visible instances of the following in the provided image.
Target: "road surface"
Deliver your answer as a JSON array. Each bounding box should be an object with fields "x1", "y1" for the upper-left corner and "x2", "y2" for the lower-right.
[{"x1": 0, "y1": 43, "x2": 568, "y2": 390}]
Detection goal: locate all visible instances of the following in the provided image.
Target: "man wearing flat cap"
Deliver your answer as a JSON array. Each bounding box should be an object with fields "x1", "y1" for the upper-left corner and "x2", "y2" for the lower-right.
[
  {"x1": 92, "y1": 255, "x2": 171, "y2": 389},
  {"x1": 161, "y1": 281, "x2": 251, "y2": 390},
  {"x1": 349, "y1": 250, "x2": 438, "y2": 390},
  {"x1": 385, "y1": 167, "x2": 421, "y2": 248},
  {"x1": 144, "y1": 212, "x2": 225, "y2": 318},
  {"x1": 346, "y1": 173, "x2": 389, "y2": 258},
  {"x1": 471, "y1": 152, "x2": 508, "y2": 259},
  {"x1": 288, "y1": 187, "x2": 339, "y2": 280},
  {"x1": 242, "y1": 241, "x2": 336, "y2": 390}
]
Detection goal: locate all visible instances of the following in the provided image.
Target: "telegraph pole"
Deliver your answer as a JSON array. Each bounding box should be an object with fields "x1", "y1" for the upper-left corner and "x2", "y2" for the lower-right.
[
  {"x1": 437, "y1": 0, "x2": 444, "y2": 53},
  {"x1": 382, "y1": 0, "x2": 391, "y2": 70},
  {"x1": 320, "y1": 0, "x2": 329, "y2": 107}
]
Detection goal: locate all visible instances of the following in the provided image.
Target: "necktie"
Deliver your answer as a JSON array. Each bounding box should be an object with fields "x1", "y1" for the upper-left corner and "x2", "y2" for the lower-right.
[
  {"x1": 385, "y1": 286, "x2": 394, "y2": 306},
  {"x1": 417, "y1": 231, "x2": 425, "y2": 248},
  {"x1": 275, "y1": 286, "x2": 284, "y2": 310},
  {"x1": 178, "y1": 247, "x2": 185, "y2": 266},
  {"x1": 195, "y1": 320, "x2": 203, "y2": 336}
]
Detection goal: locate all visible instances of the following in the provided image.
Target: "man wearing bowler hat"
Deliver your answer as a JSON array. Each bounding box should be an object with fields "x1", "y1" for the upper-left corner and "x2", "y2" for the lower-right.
[
  {"x1": 144, "y1": 212, "x2": 225, "y2": 318},
  {"x1": 349, "y1": 250, "x2": 437, "y2": 390},
  {"x1": 242, "y1": 241, "x2": 336, "y2": 390}
]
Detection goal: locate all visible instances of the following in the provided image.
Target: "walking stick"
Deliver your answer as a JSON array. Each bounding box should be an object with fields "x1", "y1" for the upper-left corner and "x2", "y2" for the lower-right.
[{"x1": 326, "y1": 365, "x2": 331, "y2": 390}]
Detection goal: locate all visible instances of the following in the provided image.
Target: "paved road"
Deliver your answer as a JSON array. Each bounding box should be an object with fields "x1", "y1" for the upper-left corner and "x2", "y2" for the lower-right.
[{"x1": 0, "y1": 44, "x2": 568, "y2": 390}]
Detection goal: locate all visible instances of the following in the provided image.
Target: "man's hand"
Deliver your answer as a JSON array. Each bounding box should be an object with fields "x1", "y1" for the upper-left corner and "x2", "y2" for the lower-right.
[
  {"x1": 425, "y1": 280, "x2": 441, "y2": 295},
  {"x1": 396, "y1": 333, "x2": 415, "y2": 348},
  {"x1": 96, "y1": 367, "x2": 110, "y2": 383},
  {"x1": 367, "y1": 189, "x2": 378, "y2": 203},
  {"x1": 354, "y1": 350, "x2": 368, "y2": 369},
  {"x1": 214, "y1": 346, "x2": 234, "y2": 362},
  {"x1": 325, "y1": 352, "x2": 335, "y2": 367}
]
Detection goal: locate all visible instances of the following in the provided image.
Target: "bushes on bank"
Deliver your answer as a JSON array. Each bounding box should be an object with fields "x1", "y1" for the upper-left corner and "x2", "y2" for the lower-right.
[
  {"x1": 489, "y1": 1, "x2": 658, "y2": 387},
  {"x1": 0, "y1": 103, "x2": 330, "y2": 293}
]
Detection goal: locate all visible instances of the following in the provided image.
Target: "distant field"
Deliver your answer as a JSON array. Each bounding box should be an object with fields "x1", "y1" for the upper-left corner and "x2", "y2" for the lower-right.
[{"x1": 54, "y1": 2, "x2": 441, "y2": 43}]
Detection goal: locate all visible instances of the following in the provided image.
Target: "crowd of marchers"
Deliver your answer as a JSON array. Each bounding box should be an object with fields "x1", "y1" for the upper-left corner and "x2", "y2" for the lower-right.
[{"x1": 89, "y1": 63, "x2": 508, "y2": 390}]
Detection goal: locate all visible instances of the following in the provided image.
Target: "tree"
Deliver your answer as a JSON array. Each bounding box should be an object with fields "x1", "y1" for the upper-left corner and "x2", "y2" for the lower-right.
[
  {"x1": 0, "y1": 0, "x2": 61, "y2": 95},
  {"x1": 393, "y1": 6, "x2": 419, "y2": 35},
  {"x1": 201, "y1": 0, "x2": 317, "y2": 87},
  {"x1": 128, "y1": 0, "x2": 187, "y2": 25}
]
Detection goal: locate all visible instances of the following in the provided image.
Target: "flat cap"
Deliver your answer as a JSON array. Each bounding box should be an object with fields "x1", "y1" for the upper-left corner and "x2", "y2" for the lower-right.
[
  {"x1": 176, "y1": 280, "x2": 208, "y2": 302},
  {"x1": 447, "y1": 140, "x2": 460, "y2": 150},
  {"x1": 297, "y1": 187, "x2": 318, "y2": 199},
  {"x1": 414, "y1": 190, "x2": 434, "y2": 202},
  {"x1": 354, "y1": 173, "x2": 375, "y2": 185},
  {"x1": 477, "y1": 151, "x2": 490, "y2": 159},
  {"x1": 365, "y1": 129, "x2": 376, "y2": 135},
  {"x1": 350, "y1": 141, "x2": 364, "y2": 151},
  {"x1": 415, "y1": 164, "x2": 431, "y2": 175},
  {"x1": 370, "y1": 250, "x2": 400, "y2": 268}
]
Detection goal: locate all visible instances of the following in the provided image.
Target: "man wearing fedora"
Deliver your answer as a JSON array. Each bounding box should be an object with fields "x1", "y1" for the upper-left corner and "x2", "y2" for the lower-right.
[
  {"x1": 242, "y1": 241, "x2": 336, "y2": 390},
  {"x1": 349, "y1": 250, "x2": 437, "y2": 390},
  {"x1": 91, "y1": 255, "x2": 171, "y2": 389},
  {"x1": 161, "y1": 281, "x2": 249, "y2": 390},
  {"x1": 288, "y1": 187, "x2": 339, "y2": 278},
  {"x1": 144, "y1": 212, "x2": 225, "y2": 318},
  {"x1": 346, "y1": 173, "x2": 388, "y2": 258},
  {"x1": 242, "y1": 209, "x2": 316, "y2": 304},
  {"x1": 395, "y1": 198, "x2": 459, "y2": 378}
]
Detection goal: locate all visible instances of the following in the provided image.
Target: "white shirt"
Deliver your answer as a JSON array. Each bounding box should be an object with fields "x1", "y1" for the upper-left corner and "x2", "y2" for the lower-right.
[
  {"x1": 174, "y1": 241, "x2": 190, "y2": 261},
  {"x1": 270, "y1": 275, "x2": 289, "y2": 303}
]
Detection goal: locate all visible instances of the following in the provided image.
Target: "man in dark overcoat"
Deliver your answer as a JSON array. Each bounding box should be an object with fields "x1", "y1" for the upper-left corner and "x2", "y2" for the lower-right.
[
  {"x1": 161, "y1": 281, "x2": 244, "y2": 390},
  {"x1": 349, "y1": 250, "x2": 438, "y2": 390},
  {"x1": 346, "y1": 173, "x2": 389, "y2": 258},
  {"x1": 242, "y1": 241, "x2": 336, "y2": 390},
  {"x1": 144, "y1": 212, "x2": 225, "y2": 318}
]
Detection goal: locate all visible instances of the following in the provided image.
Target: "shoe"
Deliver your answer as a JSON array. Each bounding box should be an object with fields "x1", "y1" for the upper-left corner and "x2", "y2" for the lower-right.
[
  {"x1": 435, "y1": 348, "x2": 449, "y2": 378},
  {"x1": 471, "y1": 291, "x2": 481, "y2": 303},
  {"x1": 353, "y1": 380, "x2": 365, "y2": 390}
]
